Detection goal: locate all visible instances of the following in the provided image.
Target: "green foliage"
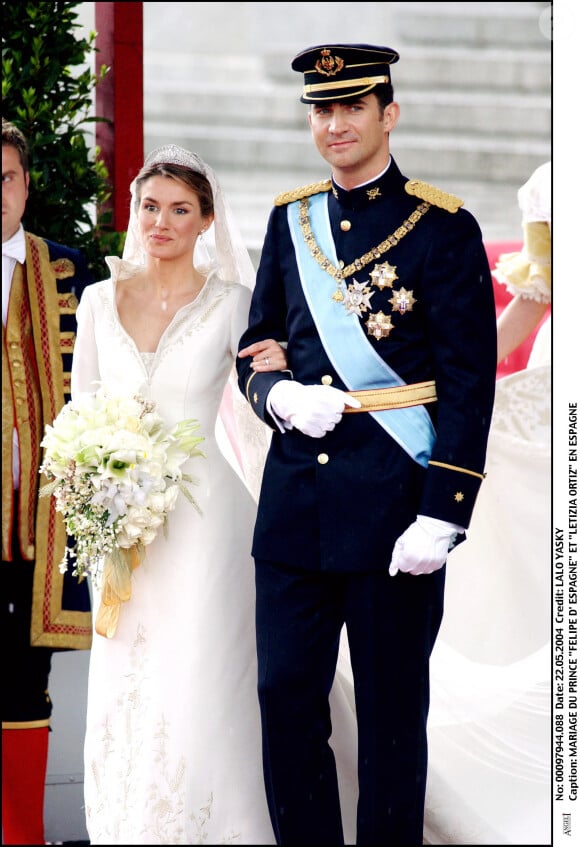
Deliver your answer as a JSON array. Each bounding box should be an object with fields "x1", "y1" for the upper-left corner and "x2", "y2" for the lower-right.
[{"x1": 2, "y1": 1, "x2": 126, "y2": 278}]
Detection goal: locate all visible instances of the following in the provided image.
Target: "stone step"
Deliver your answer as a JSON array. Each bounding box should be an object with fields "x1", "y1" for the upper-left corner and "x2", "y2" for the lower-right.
[
  {"x1": 391, "y1": 1, "x2": 551, "y2": 48},
  {"x1": 144, "y1": 52, "x2": 264, "y2": 85},
  {"x1": 391, "y1": 44, "x2": 551, "y2": 94},
  {"x1": 397, "y1": 90, "x2": 550, "y2": 140},
  {"x1": 147, "y1": 42, "x2": 550, "y2": 97}
]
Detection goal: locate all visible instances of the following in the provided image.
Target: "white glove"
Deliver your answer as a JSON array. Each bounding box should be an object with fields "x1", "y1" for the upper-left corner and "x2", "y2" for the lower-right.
[
  {"x1": 389, "y1": 515, "x2": 465, "y2": 576},
  {"x1": 268, "y1": 381, "x2": 361, "y2": 438}
]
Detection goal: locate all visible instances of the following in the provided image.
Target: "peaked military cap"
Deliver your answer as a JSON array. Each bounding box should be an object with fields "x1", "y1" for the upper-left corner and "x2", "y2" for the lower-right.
[{"x1": 291, "y1": 43, "x2": 399, "y2": 103}]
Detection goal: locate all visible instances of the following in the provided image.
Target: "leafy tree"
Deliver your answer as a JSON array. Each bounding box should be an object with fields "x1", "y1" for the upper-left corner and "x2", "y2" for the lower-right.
[{"x1": 2, "y1": 1, "x2": 125, "y2": 277}]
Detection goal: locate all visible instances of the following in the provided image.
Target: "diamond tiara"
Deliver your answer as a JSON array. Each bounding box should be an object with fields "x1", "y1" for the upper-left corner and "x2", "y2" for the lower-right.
[{"x1": 143, "y1": 144, "x2": 207, "y2": 176}]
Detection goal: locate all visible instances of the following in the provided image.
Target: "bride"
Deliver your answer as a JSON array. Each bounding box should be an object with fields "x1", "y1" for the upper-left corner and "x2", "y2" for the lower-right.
[{"x1": 71, "y1": 145, "x2": 286, "y2": 844}]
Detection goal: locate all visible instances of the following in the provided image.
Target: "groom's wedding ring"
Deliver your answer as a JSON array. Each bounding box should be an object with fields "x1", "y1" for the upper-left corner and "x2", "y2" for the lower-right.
[{"x1": 264, "y1": 357, "x2": 270, "y2": 366}]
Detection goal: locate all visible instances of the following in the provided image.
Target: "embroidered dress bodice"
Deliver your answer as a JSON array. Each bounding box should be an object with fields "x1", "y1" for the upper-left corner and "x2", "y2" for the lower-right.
[{"x1": 139, "y1": 350, "x2": 155, "y2": 377}]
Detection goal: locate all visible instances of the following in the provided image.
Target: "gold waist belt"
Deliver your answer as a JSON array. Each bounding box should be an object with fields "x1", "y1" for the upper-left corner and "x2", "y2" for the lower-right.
[{"x1": 344, "y1": 380, "x2": 437, "y2": 413}]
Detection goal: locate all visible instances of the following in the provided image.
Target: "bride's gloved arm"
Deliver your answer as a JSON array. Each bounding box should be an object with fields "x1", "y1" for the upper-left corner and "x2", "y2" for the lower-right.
[{"x1": 71, "y1": 291, "x2": 101, "y2": 400}]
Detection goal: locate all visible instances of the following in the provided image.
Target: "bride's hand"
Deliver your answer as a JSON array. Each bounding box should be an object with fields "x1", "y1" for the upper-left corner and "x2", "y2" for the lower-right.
[{"x1": 238, "y1": 339, "x2": 288, "y2": 371}]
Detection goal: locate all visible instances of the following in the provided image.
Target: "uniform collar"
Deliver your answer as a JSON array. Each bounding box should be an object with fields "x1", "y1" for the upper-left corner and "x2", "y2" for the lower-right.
[{"x1": 330, "y1": 157, "x2": 405, "y2": 209}]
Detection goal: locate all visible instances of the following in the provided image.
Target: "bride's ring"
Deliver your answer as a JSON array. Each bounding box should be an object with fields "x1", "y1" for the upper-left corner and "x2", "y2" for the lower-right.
[{"x1": 264, "y1": 357, "x2": 270, "y2": 366}]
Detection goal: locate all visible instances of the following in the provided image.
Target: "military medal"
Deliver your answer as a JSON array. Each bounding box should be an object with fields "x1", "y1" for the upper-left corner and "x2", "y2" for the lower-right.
[
  {"x1": 370, "y1": 261, "x2": 398, "y2": 290},
  {"x1": 343, "y1": 279, "x2": 374, "y2": 316},
  {"x1": 366, "y1": 310, "x2": 394, "y2": 339},
  {"x1": 389, "y1": 287, "x2": 416, "y2": 314}
]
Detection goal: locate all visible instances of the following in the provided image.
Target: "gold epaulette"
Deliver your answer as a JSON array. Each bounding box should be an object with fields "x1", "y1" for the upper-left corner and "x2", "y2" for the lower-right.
[
  {"x1": 404, "y1": 179, "x2": 464, "y2": 213},
  {"x1": 274, "y1": 179, "x2": 332, "y2": 207}
]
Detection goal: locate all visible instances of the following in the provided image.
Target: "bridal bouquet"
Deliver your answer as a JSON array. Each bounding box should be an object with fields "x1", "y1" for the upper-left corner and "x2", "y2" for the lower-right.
[{"x1": 39, "y1": 387, "x2": 205, "y2": 637}]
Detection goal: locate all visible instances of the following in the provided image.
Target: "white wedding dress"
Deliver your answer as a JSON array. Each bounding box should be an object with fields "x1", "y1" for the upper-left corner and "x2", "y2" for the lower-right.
[
  {"x1": 420, "y1": 163, "x2": 552, "y2": 845},
  {"x1": 72, "y1": 260, "x2": 277, "y2": 845},
  {"x1": 424, "y1": 364, "x2": 551, "y2": 845}
]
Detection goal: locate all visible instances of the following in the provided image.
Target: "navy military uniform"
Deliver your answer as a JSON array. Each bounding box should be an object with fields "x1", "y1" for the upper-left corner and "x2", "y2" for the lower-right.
[{"x1": 237, "y1": 43, "x2": 497, "y2": 846}]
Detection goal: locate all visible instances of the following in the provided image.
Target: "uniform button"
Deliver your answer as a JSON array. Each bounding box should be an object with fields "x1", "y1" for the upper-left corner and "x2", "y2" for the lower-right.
[
  {"x1": 321, "y1": 375, "x2": 333, "y2": 385},
  {"x1": 338, "y1": 259, "x2": 345, "y2": 269},
  {"x1": 10, "y1": 342, "x2": 19, "y2": 349},
  {"x1": 11, "y1": 359, "x2": 21, "y2": 367},
  {"x1": 340, "y1": 219, "x2": 351, "y2": 232},
  {"x1": 317, "y1": 453, "x2": 329, "y2": 465}
]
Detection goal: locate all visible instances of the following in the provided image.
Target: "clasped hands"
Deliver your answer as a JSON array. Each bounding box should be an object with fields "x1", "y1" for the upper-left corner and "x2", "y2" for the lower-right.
[
  {"x1": 268, "y1": 380, "x2": 361, "y2": 438},
  {"x1": 238, "y1": 344, "x2": 360, "y2": 435}
]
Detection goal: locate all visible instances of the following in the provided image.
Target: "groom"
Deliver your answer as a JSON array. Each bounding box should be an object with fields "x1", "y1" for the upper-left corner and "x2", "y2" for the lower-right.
[{"x1": 237, "y1": 43, "x2": 496, "y2": 844}]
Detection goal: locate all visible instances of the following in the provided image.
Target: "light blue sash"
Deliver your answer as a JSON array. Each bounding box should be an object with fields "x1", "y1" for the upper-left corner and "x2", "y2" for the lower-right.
[{"x1": 287, "y1": 193, "x2": 435, "y2": 467}]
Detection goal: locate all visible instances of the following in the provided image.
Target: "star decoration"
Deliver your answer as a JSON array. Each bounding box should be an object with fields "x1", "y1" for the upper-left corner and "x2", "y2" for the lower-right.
[
  {"x1": 370, "y1": 261, "x2": 398, "y2": 290},
  {"x1": 365, "y1": 310, "x2": 394, "y2": 339},
  {"x1": 454, "y1": 491, "x2": 464, "y2": 502},
  {"x1": 366, "y1": 187, "x2": 381, "y2": 201},
  {"x1": 389, "y1": 287, "x2": 416, "y2": 314},
  {"x1": 343, "y1": 279, "x2": 374, "y2": 316}
]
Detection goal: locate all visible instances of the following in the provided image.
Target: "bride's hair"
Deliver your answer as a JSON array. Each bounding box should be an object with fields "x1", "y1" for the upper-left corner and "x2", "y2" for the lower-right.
[{"x1": 132, "y1": 162, "x2": 214, "y2": 220}]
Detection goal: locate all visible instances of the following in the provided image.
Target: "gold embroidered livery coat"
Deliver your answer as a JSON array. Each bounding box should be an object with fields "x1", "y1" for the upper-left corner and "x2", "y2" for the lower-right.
[{"x1": 2, "y1": 233, "x2": 92, "y2": 648}]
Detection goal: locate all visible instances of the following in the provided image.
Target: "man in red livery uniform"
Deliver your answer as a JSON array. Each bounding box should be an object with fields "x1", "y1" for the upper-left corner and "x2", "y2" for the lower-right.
[{"x1": 2, "y1": 117, "x2": 92, "y2": 845}]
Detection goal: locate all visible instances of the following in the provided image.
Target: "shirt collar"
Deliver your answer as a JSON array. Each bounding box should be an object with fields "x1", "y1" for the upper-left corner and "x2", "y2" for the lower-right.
[{"x1": 2, "y1": 225, "x2": 26, "y2": 264}]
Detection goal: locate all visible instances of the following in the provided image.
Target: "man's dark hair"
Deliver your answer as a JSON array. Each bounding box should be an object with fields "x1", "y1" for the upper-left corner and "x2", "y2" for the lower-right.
[
  {"x1": 2, "y1": 117, "x2": 29, "y2": 173},
  {"x1": 374, "y1": 83, "x2": 394, "y2": 110}
]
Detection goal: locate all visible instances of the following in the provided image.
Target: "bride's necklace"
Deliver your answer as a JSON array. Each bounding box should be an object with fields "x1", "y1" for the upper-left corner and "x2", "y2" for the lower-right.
[
  {"x1": 159, "y1": 286, "x2": 170, "y2": 312},
  {"x1": 156, "y1": 276, "x2": 204, "y2": 312}
]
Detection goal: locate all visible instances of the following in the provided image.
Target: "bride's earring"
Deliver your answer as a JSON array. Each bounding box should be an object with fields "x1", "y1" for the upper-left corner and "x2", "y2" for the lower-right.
[{"x1": 194, "y1": 227, "x2": 212, "y2": 268}]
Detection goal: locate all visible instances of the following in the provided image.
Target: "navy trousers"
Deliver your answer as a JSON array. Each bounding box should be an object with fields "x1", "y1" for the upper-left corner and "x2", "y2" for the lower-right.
[{"x1": 254, "y1": 559, "x2": 445, "y2": 846}]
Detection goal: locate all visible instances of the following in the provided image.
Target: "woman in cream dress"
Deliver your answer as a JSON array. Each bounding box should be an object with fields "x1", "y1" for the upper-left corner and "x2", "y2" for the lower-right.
[{"x1": 71, "y1": 145, "x2": 287, "y2": 845}]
